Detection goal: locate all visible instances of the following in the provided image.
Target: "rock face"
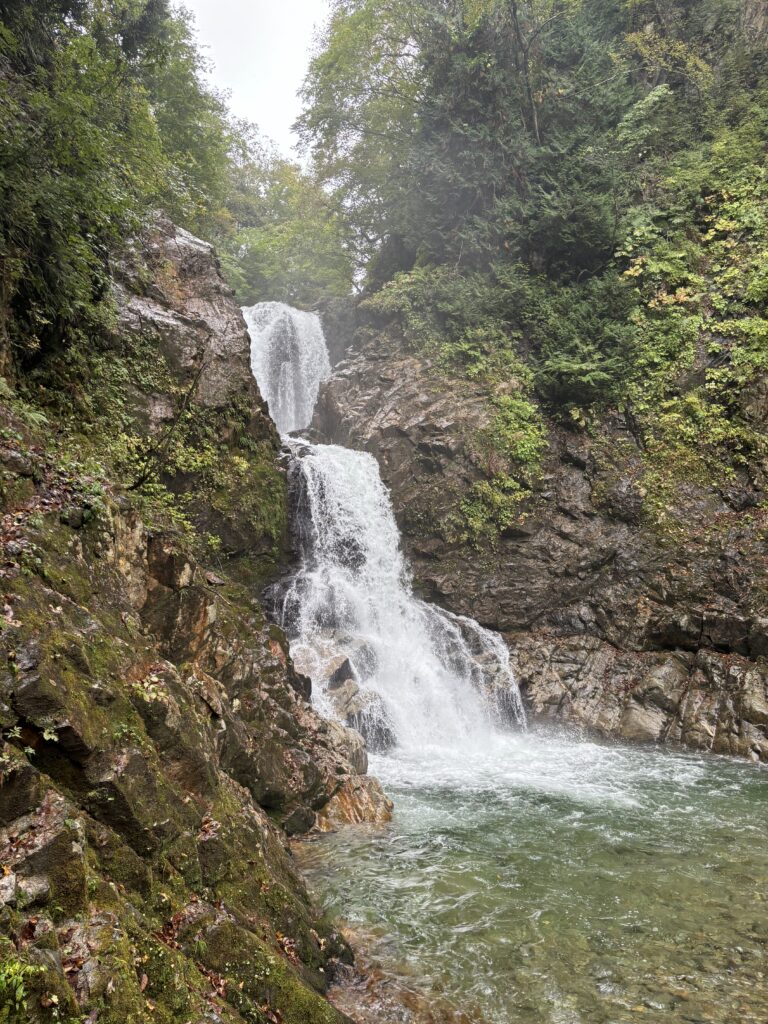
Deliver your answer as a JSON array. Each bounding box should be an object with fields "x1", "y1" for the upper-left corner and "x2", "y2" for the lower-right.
[
  {"x1": 316, "y1": 777, "x2": 394, "y2": 831},
  {"x1": 114, "y1": 213, "x2": 287, "y2": 570},
  {"x1": 115, "y1": 214, "x2": 262, "y2": 412},
  {"x1": 312, "y1": 332, "x2": 768, "y2": 762},
  {"x1": 0, "y1": 468, "x2": 358, "y2": 1023},
  {"x1": 0, "y1": 222, "x2": 387, "y2": 1023}
]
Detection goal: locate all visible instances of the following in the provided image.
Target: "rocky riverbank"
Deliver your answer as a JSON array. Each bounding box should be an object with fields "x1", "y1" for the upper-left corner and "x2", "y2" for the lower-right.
[{"x1": 0, "y1": 219, "x2": 387, "y2": 1023}]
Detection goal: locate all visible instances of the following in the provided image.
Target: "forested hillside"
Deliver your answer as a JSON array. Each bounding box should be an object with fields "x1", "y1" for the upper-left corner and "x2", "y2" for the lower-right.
[
  {"x1": 301, "y1": 0, "x2": 768, "y2": 539},
  {"x1": 3, "y1": 0, "x2": 766, "y2": 543},
  {"x1": 0, "y1": 0, "x2": 348, "y2": 361}
]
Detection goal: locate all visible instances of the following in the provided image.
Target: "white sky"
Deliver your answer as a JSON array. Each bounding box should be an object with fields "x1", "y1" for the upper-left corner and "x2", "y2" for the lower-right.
[{"x1": 180, "y1": 0, "x2": 331, "y2": 156}]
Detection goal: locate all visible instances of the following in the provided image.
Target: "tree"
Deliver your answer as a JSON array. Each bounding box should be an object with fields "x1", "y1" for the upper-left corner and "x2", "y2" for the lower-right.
[{"x1": 221, "y1": 147, "x2": 353, "y2": 307}]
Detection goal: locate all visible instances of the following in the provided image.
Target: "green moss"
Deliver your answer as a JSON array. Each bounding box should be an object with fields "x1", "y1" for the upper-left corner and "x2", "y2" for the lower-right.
[
  {"x1": 127, "y1": 933, "x2": 200, "y2": 1023},
  {"x1": 0, "y1": 938, "x2": 79, "y2": 1023},
  {"x1": 20, "y1": 307, "x2": 288, "y2": 580},
  {"x1": 363, "y1": 267, "x2": 553, "y2": 541},
  {"x1": 86, "y1": 822, "x2": 153, "y2": 896},
  {"x1": 200, "y1": 920, "x2": 345, "y2": 1024}
]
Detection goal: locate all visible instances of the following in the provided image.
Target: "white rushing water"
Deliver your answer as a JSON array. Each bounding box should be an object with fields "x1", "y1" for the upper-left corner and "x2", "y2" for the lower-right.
[
  {"x1": 244, "y1": 303, "x2": 524, "y2": 752},
  {"x1": 242, "y1": 301, "x2": 331, "y2": 434}
]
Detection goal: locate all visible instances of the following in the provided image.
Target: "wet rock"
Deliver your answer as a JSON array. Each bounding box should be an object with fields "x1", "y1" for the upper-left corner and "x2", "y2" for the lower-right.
[
  {"x1": 113, "y1": 213, "x2": 287, "y2": 563},
  {"x1": 509, "y1": 630, "x2": 768, "y2": 757},
  {"x1": 620, "y1": 701, "x2": 668, "y2": 743},
  {"x1": 116, "y1": 217, "x2": 260, "y2": 411},
  {"x1": 0, "y1": 871, "x2": 16, "y2": 906},
  {"x1": 0, "y1": 448, "x2": 34, "y2": 477},
  {"x1": 348, "y1": 696, "x2": 398, "y2": 754},
  {"x1": 283, "y1": 805, "x2": 317, "y2": 835},
  {"x1": 146, "y1": 534, "x2": 194, "y2": 589},
  {"x1": 59, "y1": 506, "x2": 84, "y2": 529},
  {"x1": 323, "y1": 678, "x2": 397, "y2": 753},
  {"x1": 326, "y1": 720, "x2": 368, "y2": 775},
  {"x1": 0, "y1": 746, "x2": 45, "y2": 825},
  {"x1": 316, "y1": 776, "x2": 394, "y2": 831},
  {"x1": 329, "y1": 657, "x2": 356, "y2": 687},
  {"x1": 326, "y1": 678, "x2": 363, "y2": 719},
  {"x1": 291, "y1": 668, "x2": 312, "y2": 700},
  {"x1": 313, "y1": 331, "x2": 768, "y2": 760},
  {"x1": 0, "y1": 214, "x2": 385, "y2": 1024}
]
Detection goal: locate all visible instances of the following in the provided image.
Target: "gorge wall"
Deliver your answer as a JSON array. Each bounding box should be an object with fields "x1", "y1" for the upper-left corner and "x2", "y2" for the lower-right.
[
  {"x1": 0, "y1": 219, "x2": 386, "y2": 1024},
  {"x1": 312, "y1": 329, "x2": 768, "y2": 762}
]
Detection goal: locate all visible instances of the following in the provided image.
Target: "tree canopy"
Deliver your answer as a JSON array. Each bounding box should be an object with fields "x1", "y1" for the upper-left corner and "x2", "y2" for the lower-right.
[
  {"x1": 299, "y1": 0, "x2": 768, "y2": 534},
  {"x1": 0, "y1": 0, "x2": 350, "y2": 367},
  {"x1": 2, "y1": 0, "x2": 767, "y2": 540}
]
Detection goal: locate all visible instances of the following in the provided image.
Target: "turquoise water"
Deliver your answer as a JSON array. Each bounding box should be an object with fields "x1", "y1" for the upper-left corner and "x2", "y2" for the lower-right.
[{"x1": 298, "y1": 729, "x2": 768, "y2": 1024}]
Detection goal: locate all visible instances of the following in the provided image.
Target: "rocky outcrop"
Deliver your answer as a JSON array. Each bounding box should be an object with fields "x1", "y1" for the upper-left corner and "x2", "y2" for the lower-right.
[
  {"x1": 115, "y1": 213, "x2": 262, "y2": 413},
  {"x1": 312, "y1": 331, "x2": 768, "y2": 761},
  {"x1": 514, "y1": 637, "x2": 768, "y2": 760},
  {"x1": 316, "y1": 777, "x2": 394, "y2": 831},
  {"x1": 113, "y1": 213, "x2": 287, "y2": 571},
  {"x1": 0, "y1": 451, "x2": 360, "y2": 1022},
  {"x1": 0, "y1": 222, "x2": 388, "y2": 1022},
  {"x1": 742, "y1": 0, "x2": 768, "y2": 38}
]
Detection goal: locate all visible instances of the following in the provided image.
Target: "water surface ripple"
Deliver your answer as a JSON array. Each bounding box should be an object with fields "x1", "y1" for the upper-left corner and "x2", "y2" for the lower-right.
[{"x1": 298, "y1": 729, "x2": 768, "y2": 1024}]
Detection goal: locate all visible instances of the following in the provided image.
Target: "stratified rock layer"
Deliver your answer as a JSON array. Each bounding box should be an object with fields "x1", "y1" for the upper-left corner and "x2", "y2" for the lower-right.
[
  {"x1": 0, "y1": 452, "x2": 359, "y2": 1023},
  {"x1": 312, "y1": 332, "x2": 768, "y2": 761}
]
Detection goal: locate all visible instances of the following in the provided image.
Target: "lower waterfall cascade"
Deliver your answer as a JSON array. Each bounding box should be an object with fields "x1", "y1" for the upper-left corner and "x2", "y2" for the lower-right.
[{"x1": 281, "y1": 439, "x2": 525, "y2": 751}]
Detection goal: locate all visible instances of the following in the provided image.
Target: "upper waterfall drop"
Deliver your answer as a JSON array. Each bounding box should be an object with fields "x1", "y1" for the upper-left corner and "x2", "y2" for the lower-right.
[
  {"x1": 243, "y1": 302, "x2": 525, "y2": 750},
  {"x1": 242, "y1": 301, "x2": 331, "y2": 435}
]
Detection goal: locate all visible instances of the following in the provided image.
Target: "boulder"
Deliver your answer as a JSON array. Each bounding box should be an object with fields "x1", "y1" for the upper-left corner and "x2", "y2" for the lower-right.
[
  {"x1": 316, "y1": 776, "x2": 394, "y2": 831},
  {"x1": 326, "y1": 720, "x2": 368, "y2": 775}
]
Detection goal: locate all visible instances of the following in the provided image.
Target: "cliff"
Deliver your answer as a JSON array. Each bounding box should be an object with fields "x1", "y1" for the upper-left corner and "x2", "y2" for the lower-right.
[
  {"x1": 312, "y1": 329, "x2": 768, "y2": 762},
  {"x1": 0, "y1": 218, "x2": 387, "y2": 1023}
]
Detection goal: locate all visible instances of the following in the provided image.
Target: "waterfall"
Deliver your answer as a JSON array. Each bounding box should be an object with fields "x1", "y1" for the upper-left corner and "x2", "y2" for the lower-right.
[
  {"x1": 244, "y1": 303, "x2": 525, "y2": 751},
  {"x1": 242, "y1": 301, "x2": 331, "y2": 434}
]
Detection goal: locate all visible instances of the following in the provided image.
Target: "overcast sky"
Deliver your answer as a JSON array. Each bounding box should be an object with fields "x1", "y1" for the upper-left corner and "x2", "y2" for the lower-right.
[{"x1": 181, "y1": 0, "x2": 331, "y2": 156}]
